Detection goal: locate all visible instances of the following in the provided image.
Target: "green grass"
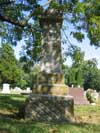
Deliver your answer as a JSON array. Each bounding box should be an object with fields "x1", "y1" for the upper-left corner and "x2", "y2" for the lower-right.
[
  {"x1": 0, "y1": 94, "x2": 100, "y2": 133},
  {"x1": 0, "y1": 94, "x2": 26, "y2": 114}
]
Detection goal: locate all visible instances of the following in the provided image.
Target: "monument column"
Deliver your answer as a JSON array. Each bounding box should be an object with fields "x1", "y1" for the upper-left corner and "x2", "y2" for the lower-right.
[
  {"x1": 24, "y1": 9, "x2": 74, "y2": 122},
  {"x1": 40, "y1": 10, "x2": 62, "y2": 73},
  {"x1": 33, "y1": 9, "x2": 68, "y2": 95}
]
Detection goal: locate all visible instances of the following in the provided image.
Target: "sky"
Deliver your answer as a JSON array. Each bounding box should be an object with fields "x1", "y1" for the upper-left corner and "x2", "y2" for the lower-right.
[
  {"x1": 62, "y1": 34, "x2": 100, "y2": 68},
  {"x1": 61, "y1": 19, "x2": 100, "y2": 68},
  {"x1": 13, "y1": 41, "x2": 23, "y2": 59}
]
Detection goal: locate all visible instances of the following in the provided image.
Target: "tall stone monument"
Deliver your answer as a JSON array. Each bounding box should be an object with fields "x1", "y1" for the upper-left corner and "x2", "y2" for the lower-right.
[
  {"x1": 24, "y1": 9, "x2": 74, "y2": 122},
  {"x1": 33, "y1": 9, "x2": 68, "y2": 95}
]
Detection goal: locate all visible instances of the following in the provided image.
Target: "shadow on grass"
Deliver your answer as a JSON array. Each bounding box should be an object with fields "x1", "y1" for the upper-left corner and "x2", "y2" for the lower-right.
[
  {"x1": 0, "y1": 128, "x2": 10, "y2": 133},
  {"x1": 0, "y1": 118, "x2": 100, "y2": 133},
  {"x1": 0, "y1": 94, "x2": 26, "y2": 112},
  {"x1": 0, "y1": 94, "x2": 100, "y2": 133}
]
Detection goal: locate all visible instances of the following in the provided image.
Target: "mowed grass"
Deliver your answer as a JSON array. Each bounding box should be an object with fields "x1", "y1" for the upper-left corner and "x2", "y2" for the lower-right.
[{"x1": 0, "y1": 94, "x2": 100, "y2": 133}]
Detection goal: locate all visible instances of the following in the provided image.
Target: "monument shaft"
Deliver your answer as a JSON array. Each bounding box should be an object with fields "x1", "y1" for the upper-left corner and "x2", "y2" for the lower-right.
[
  {"x1": 40, "y1": 15, "x2": 63, "y2": 73},
  {"x1": 33, "y1": 10, "x2": 68, "y2": 95}
]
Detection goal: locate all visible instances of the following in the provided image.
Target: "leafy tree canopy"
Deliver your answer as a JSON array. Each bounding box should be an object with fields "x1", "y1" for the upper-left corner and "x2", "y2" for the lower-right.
[
  {"x1": 83, "y1": 58, "x2": 100, "y2": 91},
  {"x1": 64, "y1": 47, "x2": 100, "y2": 91},
  {"x1": 0, "y1": 0, "x2": 100, "y2": 46},
  {"x1": 0, "y1": 0, "x2": 100, "y2": 72}
]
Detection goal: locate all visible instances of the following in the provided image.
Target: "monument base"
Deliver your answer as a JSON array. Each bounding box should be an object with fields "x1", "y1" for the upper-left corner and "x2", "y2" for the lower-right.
[
  {"x1": 32, "y1": 72, "x2": 69, "y2": 95},
  {"x1": 24, "y1": 73, "x2": 74, "y2": 122},
  {"x1": 24, "y1": 94, "x2": 74, "y2": 122},
  {"x1": 33, "y1": 84, "x2": 69, "y2": 95}
]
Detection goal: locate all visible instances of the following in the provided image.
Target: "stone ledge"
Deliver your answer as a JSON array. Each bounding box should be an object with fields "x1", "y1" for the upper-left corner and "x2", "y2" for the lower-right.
[
  {"x1": 33, "y1": 84, "x2": 69, "y2": 95},
  {"x1": 36, "y1": 73, "x2": 65, "y2": 84},
  {"x1": 24, "y1": 94, "x2": 74, "y2": 122}
]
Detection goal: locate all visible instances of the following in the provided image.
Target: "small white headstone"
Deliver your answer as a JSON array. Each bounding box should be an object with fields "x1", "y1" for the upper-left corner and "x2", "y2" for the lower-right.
[
  {"x1": 2, "y1": 83, "x2": 10, "y2": 94},
  {"x1": 14, "y1": 87, "x2": 22, "y2": 93},
  {"x1": 71, "y1": 84, "x2": 74, "y2": 88},
  {"x1": 91, "y1": 103, "x2": 96, "y2": 106},
  {"x1": 26, "y1": 87, "x2": 32, "y2": 93},
  {"x1": 92, "y1": 90, "x2": 99, "y2": 102}
]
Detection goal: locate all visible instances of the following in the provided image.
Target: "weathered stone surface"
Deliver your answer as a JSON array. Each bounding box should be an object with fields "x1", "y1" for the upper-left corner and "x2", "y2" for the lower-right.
[
  {"x1": 37, "y1": 73, "x2": 65, "y2": 84},
  {"x1": 32, "y1": 10, "x2": 68, "y2": 95},
  {"x1": 24, "y1": 94, "x2": 74, "y2": 122},
  {"x1": 33, "y1": 84, "x2": 68, "y2": 95},
  {"x1": 33, "y1": 72, "x2": 69, "y2": 95},
  {"x1": 39, "y1": 9, "x2": 63, "y2": 74},
  {"x1": 26, "y1": 9, "x2": 73, "y2": 123},
  {"x1": 69, "y1": 87, "x2": 89, "y2": 105}
]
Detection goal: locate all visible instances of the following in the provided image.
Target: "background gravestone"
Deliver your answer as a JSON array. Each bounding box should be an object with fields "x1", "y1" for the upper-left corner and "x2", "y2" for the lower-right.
[
  {"x1": 69, "y1": 87, "x2": 89, "y2": 105},
  {"x1": 2, "y1": 83, "x2": 10, "y2": 94}
]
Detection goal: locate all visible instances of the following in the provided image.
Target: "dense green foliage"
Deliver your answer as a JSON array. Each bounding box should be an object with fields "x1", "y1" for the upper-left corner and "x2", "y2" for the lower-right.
[
  {"x1": 0, "y1": 43, "x2": 22, "y2": 86},
  {"x1": 64, "y1": 46, "x2": 84, "y2": 87},
  {"x1": 64, "y1": 46, "x2": 100, "y2": 91},
  {"x1": 83, "y1": 59, "x2": 100, "y2": 91},
  {"x1": 0, "y1": 0, "x2": 100, "y2": 62},
  {"x1": 0, "y1": 43, "x2": 41, "y2": 89}
]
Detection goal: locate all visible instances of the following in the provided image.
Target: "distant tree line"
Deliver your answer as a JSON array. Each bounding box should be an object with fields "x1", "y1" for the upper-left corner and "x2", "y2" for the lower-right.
[
  {"x1": 63, "y1": 46, "x2": 100, "y2": 92},
  {"x1": 0, "y1": 43, "x2": 38, "y2": 89},
  {"x1": 0, "y1": 43, "x2": 100, "y2": 92}
]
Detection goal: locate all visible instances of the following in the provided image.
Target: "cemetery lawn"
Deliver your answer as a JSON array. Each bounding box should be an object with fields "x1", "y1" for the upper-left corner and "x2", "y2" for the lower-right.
[{"x1": 0, "y1": 94, "x2": 100, "y2": 133}]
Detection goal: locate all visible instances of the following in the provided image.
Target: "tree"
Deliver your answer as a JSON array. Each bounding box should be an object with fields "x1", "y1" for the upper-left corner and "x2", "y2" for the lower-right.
[
  {"x1": 19, "y1": 20, "x2": 42, "y2": 70},
  {"x1": 0, "y1": 43, "x2": 22, "y2": 86},
  {"x1": 0, "y1": 0, "x2": 100, "y2": 52},
  {"x1": 83, "y1": 58, "x2": 100, "y2": 91},
  {"x1": 66, "y1": 45, "x2": 85, "y2": 66},
  {"x1": 64, "y1": 50, "x2": 100, "y2": 91},
  {"x1": 0, "y1": 0, "x2": 100, "y2": 88},
  {"x1": 64, "y1": 46, "x2": 84, "y2": 87}
]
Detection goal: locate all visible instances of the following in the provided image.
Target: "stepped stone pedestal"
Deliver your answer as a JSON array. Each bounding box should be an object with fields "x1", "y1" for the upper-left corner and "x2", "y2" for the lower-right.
[
  {"x1": 25, "y1": 94, "x2": 74, "y2": 122},
  {"x1": 33, "y1": 72, "x2": 69, "y2": 95},
  {"x1": 24, "y1": 9, "x2": 74, "y2": 122}
]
